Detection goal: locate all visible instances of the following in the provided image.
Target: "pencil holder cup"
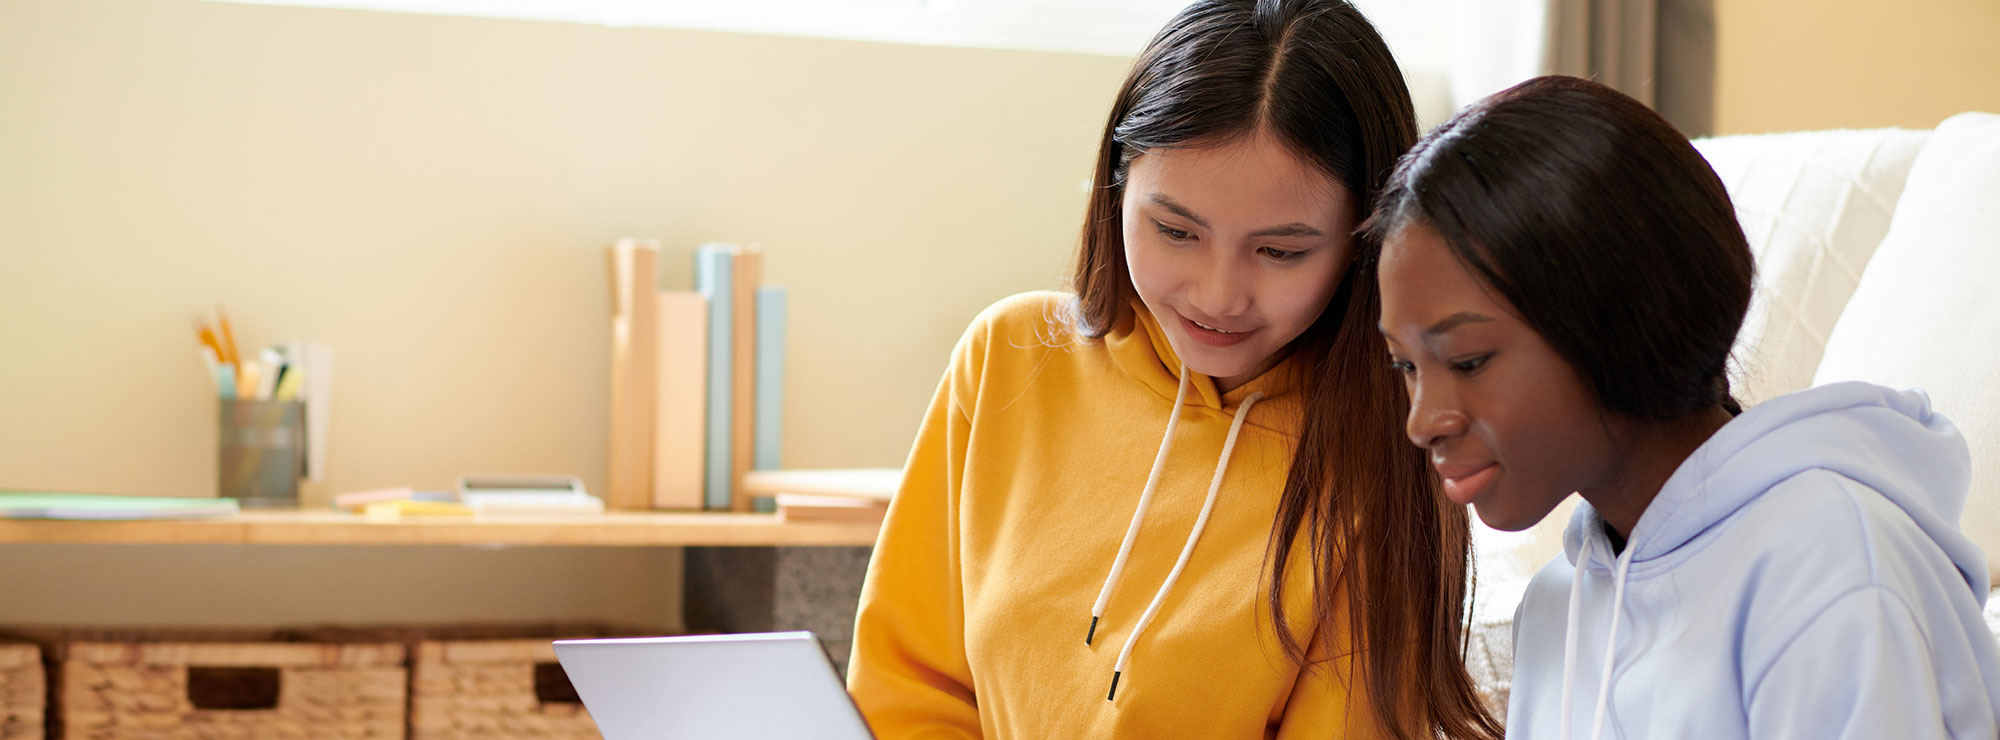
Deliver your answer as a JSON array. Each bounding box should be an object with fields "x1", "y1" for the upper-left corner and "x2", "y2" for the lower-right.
[{"x1": 218, "y1": 400, "x2": 306, "y2": 508}]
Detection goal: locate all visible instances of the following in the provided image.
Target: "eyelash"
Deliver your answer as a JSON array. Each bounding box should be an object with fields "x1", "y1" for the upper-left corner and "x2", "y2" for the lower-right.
[
  {"x1": 1153, "y1": 222, "x2": 1306, "y2": 262},
  {"x1": 1451, "y1": 354, "x2": 1492, "y2": 374},
  {"x1": 1387, "y1": 354, "x2": 1493, "y2": 376}
]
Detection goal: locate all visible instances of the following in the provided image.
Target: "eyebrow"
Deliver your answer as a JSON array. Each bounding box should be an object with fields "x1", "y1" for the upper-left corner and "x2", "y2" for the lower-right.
[
  {"x1": 1149, "y1": 194, "x2": 1326, "y2": 238},
  {"x1": 1424, "y1": 311, "x2": 1494, "y2": 337}
]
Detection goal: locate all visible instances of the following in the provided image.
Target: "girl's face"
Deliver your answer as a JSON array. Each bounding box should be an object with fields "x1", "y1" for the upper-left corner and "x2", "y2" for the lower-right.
[
  {"x1": 1377, "y1": 223, "x2": 1622, "y2": 532},
  {"x1": 1121, "y1": 130, "x2": 1355, "y2": 393}
]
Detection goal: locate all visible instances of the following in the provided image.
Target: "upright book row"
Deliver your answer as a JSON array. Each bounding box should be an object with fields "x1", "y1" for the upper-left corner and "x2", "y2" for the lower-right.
[{"x1": 607, "y1": 240, "x2": 785, "y2": 512}]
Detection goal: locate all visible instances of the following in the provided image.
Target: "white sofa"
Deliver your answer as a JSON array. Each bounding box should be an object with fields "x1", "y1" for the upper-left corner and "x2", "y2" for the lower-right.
[{"x1": 1465, "y1": 111, "x2": 2000, "y2": 715}]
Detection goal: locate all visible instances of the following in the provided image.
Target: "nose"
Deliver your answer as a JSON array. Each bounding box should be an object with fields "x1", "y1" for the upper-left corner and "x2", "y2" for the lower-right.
[
  {"x1": 1404, "y1": 376, "x2": 1467, "y2": 450},
  {"x1": 1187, "y1": 249, "x2": 1252, "y2": 319}
]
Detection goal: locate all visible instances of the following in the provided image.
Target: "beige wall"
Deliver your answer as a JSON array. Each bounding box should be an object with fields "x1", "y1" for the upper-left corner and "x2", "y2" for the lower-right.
[
  {"x1": 0, "y1": 0, "x2": 1130, "y2": 626},
  {"x1": 1714, "y1": 0, "x2": 2000, "y2": 134}
]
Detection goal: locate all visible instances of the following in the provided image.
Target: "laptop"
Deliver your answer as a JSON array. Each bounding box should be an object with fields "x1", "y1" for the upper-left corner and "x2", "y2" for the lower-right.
[{"x1": 553, "y1": 631, "x2": 876, "y2": 740}]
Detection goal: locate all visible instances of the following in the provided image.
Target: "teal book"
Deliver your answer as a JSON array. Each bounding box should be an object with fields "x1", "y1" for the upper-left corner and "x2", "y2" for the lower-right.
[
  {"x1": 694, "y1": 244, "x2": 736, "y2": 511},
  {"x1": 0, "y1": 492, "x2": 239, "y2": 520},
  {"x1": 752, "y1": 286, "x2": 787, "y2": 513}
]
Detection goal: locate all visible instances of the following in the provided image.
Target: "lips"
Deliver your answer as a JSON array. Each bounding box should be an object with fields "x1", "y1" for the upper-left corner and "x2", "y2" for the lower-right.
[
  {"x1": 1177, "y1": 312, "x2": 1256, "y2": 348},
  {"x1": 1434, "y1": 461, "x2": 1499, "y2": 506}
]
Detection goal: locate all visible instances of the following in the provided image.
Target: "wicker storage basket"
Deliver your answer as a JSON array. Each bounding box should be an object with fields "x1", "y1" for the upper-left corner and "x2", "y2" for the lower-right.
[
  {"x1": 409, "y1": 639, "x2": 593, "y2": 740},
  {"x1": 408, "y1": 625, "x2": 663, "y2": 740},
  {"x1": 0, "y1": 644, "x2": 43, "y2": 740},
  {"x1": 59, "y1": 640, "x2": 405, "y2": 740}
]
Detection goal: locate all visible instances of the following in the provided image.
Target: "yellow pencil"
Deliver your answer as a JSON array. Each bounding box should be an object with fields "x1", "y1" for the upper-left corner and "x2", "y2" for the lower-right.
[
  {"x1": 215, "y1": 307, "x2": 242, "y2": 369},
  {"x1": 194, "y1": 318, "x2": 225, "y2": 362}
]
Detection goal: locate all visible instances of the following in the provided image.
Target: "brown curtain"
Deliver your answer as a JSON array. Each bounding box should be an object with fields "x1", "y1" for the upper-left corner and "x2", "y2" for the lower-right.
[
  {"x1": 1448, "y1": 0, "x2": 1713, "y2": 135},
  {"x1": 1548, "y1": 0, "x2": 1716, "y2": 135},
  {"x1": 1547, "y1": 0, "x2": 1659, "y2": 107}
]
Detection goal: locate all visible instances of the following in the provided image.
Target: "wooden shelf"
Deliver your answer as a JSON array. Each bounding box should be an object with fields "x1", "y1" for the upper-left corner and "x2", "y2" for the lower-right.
[{"x1": 0, "y1": 509, "x2": 882, "y2": 547}]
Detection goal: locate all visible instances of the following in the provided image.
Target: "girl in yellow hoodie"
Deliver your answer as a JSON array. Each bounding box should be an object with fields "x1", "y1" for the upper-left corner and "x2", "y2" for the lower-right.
[{"x1": 848, "y1": 2, "x2": 1500, "y2": 739}]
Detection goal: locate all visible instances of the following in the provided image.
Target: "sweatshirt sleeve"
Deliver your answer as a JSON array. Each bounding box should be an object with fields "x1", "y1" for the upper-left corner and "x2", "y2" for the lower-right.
[
  {"x1": 846, "y1": 323, "x2": 983, "y2": 740},
  {"x1": 1746, "y1": 586, "x2": 1949, "y2": 739}
]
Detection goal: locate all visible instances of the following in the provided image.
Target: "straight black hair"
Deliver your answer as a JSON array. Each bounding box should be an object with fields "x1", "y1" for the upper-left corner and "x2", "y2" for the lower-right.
[{"x1": 1366, "y1": 75, "x2": 1754, "y2": 421}]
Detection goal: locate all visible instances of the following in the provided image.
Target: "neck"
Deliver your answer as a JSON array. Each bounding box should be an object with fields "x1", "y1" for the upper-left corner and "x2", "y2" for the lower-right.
[{"x1": 1580, "y1": 404, "x2": 1735, "y2": 540}]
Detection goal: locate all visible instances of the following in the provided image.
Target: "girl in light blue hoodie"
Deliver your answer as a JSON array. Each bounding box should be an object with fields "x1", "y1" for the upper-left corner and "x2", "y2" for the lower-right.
[{"x1": 1366, "y1": 75, "x2": 2000, "y2": 739}]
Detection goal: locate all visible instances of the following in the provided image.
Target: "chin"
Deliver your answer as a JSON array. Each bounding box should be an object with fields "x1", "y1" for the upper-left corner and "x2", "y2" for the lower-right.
[
  {"x1": 1471, "y1": 501, "x2": 1544, "y2": 533},
  {"x1": 1170, "y1": 341, "x2": 1254, "y2": 374},
  {"x1": 1183, "y1": 356, "x2": 1258, "y2": 383}
]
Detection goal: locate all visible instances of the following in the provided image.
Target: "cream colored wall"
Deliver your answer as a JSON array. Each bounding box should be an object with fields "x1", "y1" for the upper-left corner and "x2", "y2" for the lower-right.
[
  {"x1": 1714, "y1": 0, "x2": 2000, "y2": 134},
  {"x1": 0, "y1": 0, "x2": 1130, "y2": 626}
]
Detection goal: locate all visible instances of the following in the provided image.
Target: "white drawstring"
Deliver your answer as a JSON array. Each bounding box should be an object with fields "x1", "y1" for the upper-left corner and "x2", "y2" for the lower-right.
[
  {"x1": 1558, "y1": 530, "x2": 1637, "y2": 740},
  {"x1": 1108, "y1": 390, "x2": 1263, "y2": 701},
  {"x1": 1589, "y1": 544, "x2": 1636, "y2": 740},
  {"x1": 1088, "y1": 368, "x2": 1192, "y2": 647},
  {"x1": 1559, "y1": 537, "x2": 1593, "y2": 740}
]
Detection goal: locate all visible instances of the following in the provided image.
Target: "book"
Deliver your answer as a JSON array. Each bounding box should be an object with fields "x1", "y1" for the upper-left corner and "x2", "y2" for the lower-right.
[
  {"x1": 740, "y1": 468, "x2": 900, "y2": 503},
  {"x1": 774, "y1": 492, "x2": 889, "y2": 524},
  {"x1": 362, "y1": 499, "x2": 474, "y2": 519},
  {"x1": 693, "y1": 243, "x2": 738, "y2": 511},
  {"x1": 751, "y1": 286, "x2": 787, "y2": 513},
  {"x1": 729, "y1": 245, "x2": 763, "y2": 512},
  {"x1": 331, "y1": 487, "x2": 457, "y2": 511},
  {"x1": 607, "y1": 238, "x2": 661, "y2": 511},
  {"x1": 653, "y1": 291, "x2": 709, "y2": 510},
  {"x1": 0, "y1": 492, "x2": 240, "y2": 521}
]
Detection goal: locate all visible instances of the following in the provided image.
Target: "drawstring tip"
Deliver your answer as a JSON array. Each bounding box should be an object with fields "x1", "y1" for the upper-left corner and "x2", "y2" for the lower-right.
[
  {"x1": 1085, "y1": 616, "x2": 1099, "y2": 646},
  {"x1": 1106, "y1": 671, "x2": 1122, "y2": 702}
]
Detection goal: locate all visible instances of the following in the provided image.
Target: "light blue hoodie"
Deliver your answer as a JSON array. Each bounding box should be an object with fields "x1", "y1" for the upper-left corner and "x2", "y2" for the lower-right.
[{"x1": 1507, "y1": 381, "x2": 2000, "y2": 739}]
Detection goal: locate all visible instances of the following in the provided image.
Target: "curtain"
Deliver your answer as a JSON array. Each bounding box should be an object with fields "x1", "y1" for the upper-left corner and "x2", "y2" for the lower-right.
[{"x1": 1447, "y1": 0, "x2": 1712, "y2": 135}]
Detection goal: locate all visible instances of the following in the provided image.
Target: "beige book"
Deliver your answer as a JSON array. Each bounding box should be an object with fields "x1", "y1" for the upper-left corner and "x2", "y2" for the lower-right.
[
  {"x1": 729, "y1": 244, "x2": 764, "y2": 511},
  {"x1": 605, "y1": 238, "x2": 660, "y2": 511},
  {"x1": 775, "y1": 492, "x2": 889, "y2": 524},
  {"x1": 652, "y1": 291, "x2": 708, "y2": 510},
  {"x1": 741, "y1": 468, "x2": 900, "y2": 503}
]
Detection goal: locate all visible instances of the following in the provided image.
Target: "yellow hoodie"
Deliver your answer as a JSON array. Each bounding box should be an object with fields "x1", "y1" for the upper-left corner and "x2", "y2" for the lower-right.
[{"x1": 849, "y1": 292, "x2": 1385, "y2": 739}]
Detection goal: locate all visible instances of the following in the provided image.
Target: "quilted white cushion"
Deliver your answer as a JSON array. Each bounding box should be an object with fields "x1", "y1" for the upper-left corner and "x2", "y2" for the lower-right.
[
  {"x1": 1813, "y1": 111, "x2": 2000, "y2": 578},
  {"x1": 1693, "y1": 129, "x2": 1930, "y2": 406}
]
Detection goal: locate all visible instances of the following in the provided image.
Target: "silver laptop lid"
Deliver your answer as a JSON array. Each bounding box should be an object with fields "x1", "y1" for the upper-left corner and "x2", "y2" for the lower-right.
[{"x1": 554, "y1": 631, "x2": 874, "y2": 740}]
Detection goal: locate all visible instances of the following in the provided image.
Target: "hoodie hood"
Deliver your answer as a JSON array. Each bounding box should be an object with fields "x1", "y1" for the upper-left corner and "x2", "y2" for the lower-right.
[
  {"x1": 1085, "y1": 300, "x2": 1298, "y2": 702},
  {"x1": 1565, "y1": 381, "x2": 1984, "y2": 593}
]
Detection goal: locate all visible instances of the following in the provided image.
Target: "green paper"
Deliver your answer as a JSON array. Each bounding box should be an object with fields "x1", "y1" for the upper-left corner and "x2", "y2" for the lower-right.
[{"x1": 0, "y1": 492, "x2": 240, "y2": 520}]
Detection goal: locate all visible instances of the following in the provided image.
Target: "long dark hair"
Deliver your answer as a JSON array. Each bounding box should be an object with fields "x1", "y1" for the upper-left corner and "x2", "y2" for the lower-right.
[
  {"x1": 1365, "y1": 75, "x2": 1754, "y2": 420},
  {"x1": 1069, "y1": 2, "x2": 1498, "y2": 738}
]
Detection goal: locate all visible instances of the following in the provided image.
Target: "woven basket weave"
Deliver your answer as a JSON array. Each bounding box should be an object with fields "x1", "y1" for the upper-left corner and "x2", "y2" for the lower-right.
[
  {"x1": 408, "y1": 639, "x2": 597, "y2": 740},
  {"x1": 60, "y1": 640, "x2": 405, "y2": 740},
  {"x1": 0, "y1": 644, "x2": 43, "y2": 740}
]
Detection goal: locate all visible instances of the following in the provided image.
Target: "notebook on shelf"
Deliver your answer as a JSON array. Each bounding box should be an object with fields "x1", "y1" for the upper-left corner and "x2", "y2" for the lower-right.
[{"x1": 0, "y1": 492, "x2": 240, "y2": 521}]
